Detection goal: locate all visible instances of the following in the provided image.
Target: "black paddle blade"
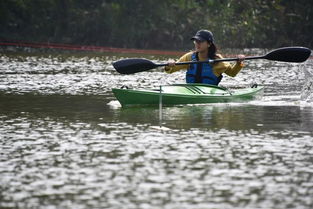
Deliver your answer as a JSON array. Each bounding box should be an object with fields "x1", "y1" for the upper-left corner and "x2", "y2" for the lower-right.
[
  {"x1": 264, "y1": 47, "x2": 311, "y2": 63},
  {"x1": 113, "y1": 58, "x2": 158, "y2": 74}
]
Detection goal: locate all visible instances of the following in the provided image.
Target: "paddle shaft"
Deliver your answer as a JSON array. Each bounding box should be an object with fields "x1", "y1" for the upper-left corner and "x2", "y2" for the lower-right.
[
  {"x1": 113, "y1": 47, "x2": 311, "y2": 74},
  {"x1": 155, "y1": 55, "x2": 265, "y2": 67}
]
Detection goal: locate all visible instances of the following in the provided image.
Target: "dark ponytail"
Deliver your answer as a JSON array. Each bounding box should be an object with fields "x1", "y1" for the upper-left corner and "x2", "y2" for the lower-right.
[{"x1": 208, "y1": 42, "x2": 217, "y2": 59}]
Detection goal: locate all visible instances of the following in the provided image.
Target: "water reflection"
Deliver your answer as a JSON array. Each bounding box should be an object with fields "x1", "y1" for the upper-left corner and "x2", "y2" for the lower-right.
[{"x1": 1, "y1": 93, "x2": 313, "y2": 134}]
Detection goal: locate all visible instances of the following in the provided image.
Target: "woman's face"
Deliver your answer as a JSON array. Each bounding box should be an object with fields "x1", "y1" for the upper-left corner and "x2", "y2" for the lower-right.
[{"x1": 194, "y1": 40, "x2": 209, "y2": 52}]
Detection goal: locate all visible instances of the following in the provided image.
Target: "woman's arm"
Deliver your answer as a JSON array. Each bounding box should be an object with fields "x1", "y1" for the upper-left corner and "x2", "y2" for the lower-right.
[
  {"x1": 213, "y1": 54, "x2": 245, "y2": 77},
  {"x1": 164, "y1": 52, "x2": 193, "y2": 73}
]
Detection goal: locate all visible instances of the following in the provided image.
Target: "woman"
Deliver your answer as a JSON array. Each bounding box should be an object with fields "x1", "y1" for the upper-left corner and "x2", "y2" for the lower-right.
[{"x1": 165, "y1": 29, "x2": 245, "y2": 85}]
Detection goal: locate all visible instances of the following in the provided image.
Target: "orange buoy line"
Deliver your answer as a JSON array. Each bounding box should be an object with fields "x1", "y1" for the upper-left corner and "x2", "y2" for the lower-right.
[
  {"x1": 1, "y1": 40, "x2": 311, "y2": 59},
  {"x1": 0, "y1": 40, "x2": 184, "y2": 56}
]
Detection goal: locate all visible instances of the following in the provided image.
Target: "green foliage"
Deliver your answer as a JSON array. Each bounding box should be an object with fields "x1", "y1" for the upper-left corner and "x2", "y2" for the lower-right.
[{"x1": 0, "y1": 0, "x2": 312, "y2": 50}]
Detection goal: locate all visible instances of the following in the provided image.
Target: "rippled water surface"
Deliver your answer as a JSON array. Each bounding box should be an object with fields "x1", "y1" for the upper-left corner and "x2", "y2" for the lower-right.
[{"x1": 1, "y1": 51, "x2": 313, "y2": 209}]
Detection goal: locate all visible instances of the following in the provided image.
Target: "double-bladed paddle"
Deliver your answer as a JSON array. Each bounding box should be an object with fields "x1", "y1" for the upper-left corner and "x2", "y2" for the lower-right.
[{"x1": 113, "y1": 47, "x2": 311, "y2": 74}]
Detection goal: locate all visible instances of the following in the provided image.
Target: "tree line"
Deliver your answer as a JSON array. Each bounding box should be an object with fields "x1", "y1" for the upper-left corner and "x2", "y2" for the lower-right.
[{"x1": 1, "y1": 0, "x2": 312, "y2": 51}]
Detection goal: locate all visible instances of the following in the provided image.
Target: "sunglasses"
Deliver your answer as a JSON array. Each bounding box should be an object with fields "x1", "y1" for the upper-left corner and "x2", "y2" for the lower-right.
[{"x1": 193, "y1": 40, "x2": 207, "y2": 44}]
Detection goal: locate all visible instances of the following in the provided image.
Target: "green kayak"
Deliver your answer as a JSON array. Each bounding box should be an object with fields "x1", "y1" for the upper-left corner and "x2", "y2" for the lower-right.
[{"x1": 112, "y1": 84, "x2": 264, "y2": 107}]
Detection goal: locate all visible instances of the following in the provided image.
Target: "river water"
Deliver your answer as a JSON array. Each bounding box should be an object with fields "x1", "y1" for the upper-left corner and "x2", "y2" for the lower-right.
[{"x1": 0, "y1": 50, "x2": 313, "y2": 209}]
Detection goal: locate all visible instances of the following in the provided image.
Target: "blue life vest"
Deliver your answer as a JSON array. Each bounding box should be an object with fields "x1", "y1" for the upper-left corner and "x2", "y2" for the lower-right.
[{"x1": 186, "y1": 52, "x2": 222, "y2": 85}]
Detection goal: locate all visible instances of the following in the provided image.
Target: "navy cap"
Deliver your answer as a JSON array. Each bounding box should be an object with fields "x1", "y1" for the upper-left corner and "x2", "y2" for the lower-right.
[{"x1": 191, "y1": 30, "x2": 214, "y2": 43}]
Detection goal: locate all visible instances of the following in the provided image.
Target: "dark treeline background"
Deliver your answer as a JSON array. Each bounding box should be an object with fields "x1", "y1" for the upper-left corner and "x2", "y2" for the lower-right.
[{"x1": 1, "y1": 0, "x2": 313, "y2": 50}]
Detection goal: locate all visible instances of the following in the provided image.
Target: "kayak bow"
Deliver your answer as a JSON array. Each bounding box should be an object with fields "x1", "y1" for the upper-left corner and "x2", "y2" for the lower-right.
[{"x1": 112, "y1": 84, "x2": 264, "y2": 107}]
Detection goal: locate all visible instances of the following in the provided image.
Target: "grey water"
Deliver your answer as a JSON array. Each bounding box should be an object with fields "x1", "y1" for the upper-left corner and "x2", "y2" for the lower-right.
[{"x1": 1, "y1": 51, "x2": 313, "y2": 209}]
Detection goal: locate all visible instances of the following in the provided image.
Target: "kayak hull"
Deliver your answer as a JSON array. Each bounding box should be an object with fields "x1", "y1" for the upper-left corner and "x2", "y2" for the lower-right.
[{"x1": 112, "y1": 84, "x2": 264, "y2": 107}]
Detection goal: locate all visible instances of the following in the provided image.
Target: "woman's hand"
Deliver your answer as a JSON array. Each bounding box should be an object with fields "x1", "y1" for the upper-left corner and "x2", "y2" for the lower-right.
[
  {"x1": 167, "y1": 61, "x2": 176, "y2": 67},
  {"x1": 164, "y1": 61, "x2": 176, "y2": 73},
  {"x1": 237, "y1": 54, "x2": 245, "y2": 64}
]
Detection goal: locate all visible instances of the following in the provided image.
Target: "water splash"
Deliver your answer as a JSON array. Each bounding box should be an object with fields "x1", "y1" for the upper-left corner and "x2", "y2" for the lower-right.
[
  {"x1": 301, "y1": 66, "x2": 313, "y2": 102},
  {"x1": 107, "y1": 100, "x2": 121, "y2": 109}
]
